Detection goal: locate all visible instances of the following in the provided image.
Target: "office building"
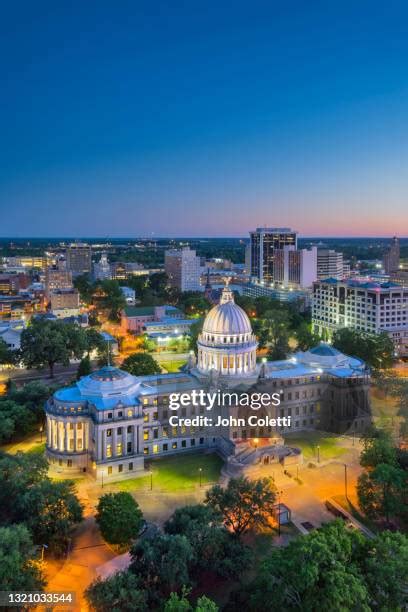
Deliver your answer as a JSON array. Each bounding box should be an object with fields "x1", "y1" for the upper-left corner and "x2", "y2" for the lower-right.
[
  {"x1": 317, "y1": 248, "x2": 344, "y2": 280},
  {"x1": 50, "y1": 289, "x2": 80, "y2": 318},
  {"x1": 93, "y1": 253, "x2": 112, "y2": 281},
  {"x1": 383, "y1": 236, "x2": 400, "y2": 274},
  {"x1": 249, "y1": 227, "x2": 297, "y2": 282},
  {"x1": 273, "y1": 245, "x2": 317, "y2": 288},
  {"x1": 165, "y1": 247, "x2": 201, "y2": 292},
  {"x1": 312, "y1": 279, "x2": 408, "y2": 351},
  {"x1": 66, "y1": 243, "x2": 92, "y2": 276}
]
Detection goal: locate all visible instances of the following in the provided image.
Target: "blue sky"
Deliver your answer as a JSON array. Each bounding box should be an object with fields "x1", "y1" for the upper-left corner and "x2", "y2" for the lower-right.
[{"x1": 1, "y1": 1, "x2": 408, "y2": 237}]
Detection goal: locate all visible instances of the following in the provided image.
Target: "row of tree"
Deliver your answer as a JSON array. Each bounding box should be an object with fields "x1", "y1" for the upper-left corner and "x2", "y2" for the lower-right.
[{"x1": 0, "y1": 451, "x2": 83, "y2": 592}]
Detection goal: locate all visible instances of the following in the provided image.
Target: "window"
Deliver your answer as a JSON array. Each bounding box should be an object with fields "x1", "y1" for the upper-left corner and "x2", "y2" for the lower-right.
[
  {"x1": 127, "y1": 425, "x2": 132, "y2": 433},
  {"x1": 77, "y1": 423, "x2": 82, "y2": 430},
  {"x1": 153, "y1": 411, "x2": 158, "y2": 420},
  {"x1": 162, "y1": 426, "x2": 168, "y2": 438},
  {"x1": 106, "y1": 444, "x2": 112, "y2": 458},
  {"x1": 69, "y1": 439, "x2": 74, "y2": 450},
  {"x1": 70, "y1": 423, "x2": 74, "y2": 430},
  {"x1": 182, "y1": 440, "x2": 186, "y2": 448},
  {"x1": 77, "y1": 439, "x2": 83, "y2": 450},
  {"x1": 199, "y1": 437, "x2": 204, "y2": 445},
  {"x1": 118, "y1": 411, "x2": 123, "y2": 418},
  {"x1": 129, "y1": 462, "x2": 133, "y2": 471},
  {"x1": 191, "y1": 438, "x2": 196, "y2": 446},
  {"x1": 153, "y1": 428, "x2": 159, "y2": 439},
  {"x1": 144, "y1": 447, "x2": 149, "y2": 455},
  {"x1": 67, "y1": 459, "x2": 72, "y2": 467},
  {"x1": 143, "y1": 413, "x2": 149, "y2": 422},
  {"x1": 108, "y1": 412, "x2": 113, "y2": 419},
  {"x1": 117, "y1": 427, "x2": 122, "y2": 435},
  {"x1": 144, "y1": 430, "x2": 149, "y2": 441},
  {"x1": 153, "y1": 444, "x2": 159, "y2": 454},
  {"x1": 116, "y1": 442, "x2": 122, "y2": 455},
  {"x1": 107, "y1": 429, "x2": 112, "y2": 437},
  {"x1": 108, "y1": 466, "x2": 112, "y2": 475},
  {"x1": 172, "y1": 442, "x2": 178, "y2": 449},
  {"x1": 163, "y1": 443, "x2": 168, "y2": 451},
  {"x1": 127, "y1": 410, "x2": 133, "y2": 417},
  {"x1": 118, "y1": 464, "x2": 123, "y2": 473}
]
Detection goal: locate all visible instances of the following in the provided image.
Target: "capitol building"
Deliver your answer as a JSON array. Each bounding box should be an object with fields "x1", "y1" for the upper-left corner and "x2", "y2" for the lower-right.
[{"x1": 45, "y1": 284, "x2": 372, "y2": 481}]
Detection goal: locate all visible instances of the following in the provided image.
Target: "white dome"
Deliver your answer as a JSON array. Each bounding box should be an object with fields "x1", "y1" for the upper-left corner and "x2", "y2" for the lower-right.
[
  {"x1": 202, "y1": 284, "x2": 252, "y2": 337},
  {"x1": 203, "y1": 301, "x2": 252, "y2": 336}
]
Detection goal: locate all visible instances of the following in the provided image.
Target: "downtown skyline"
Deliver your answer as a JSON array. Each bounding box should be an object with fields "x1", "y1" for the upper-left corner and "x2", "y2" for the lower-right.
[{"x1": 1, "y1": 1, "x2": 408, "y2": 237}]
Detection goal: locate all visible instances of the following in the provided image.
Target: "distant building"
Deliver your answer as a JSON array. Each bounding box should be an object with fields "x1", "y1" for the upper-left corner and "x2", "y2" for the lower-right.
[
  {"x1": 273, "y1": 245, "x2": 317, "y2": 289},
  {"x1": 93, "y1": 253, "x2": 112, "y2": 281},
  {"x1": 249, "y1": 227, "x2": 297, "y2": 282},
  {"x1": 66, "y1": 243, "x2": 92, "y2": 276},
  {"x1": 45, "y1": 267, "x2": 73, "y2": 299},
  {"x1": 0, "y1": 319, "x2": 25, "y2": 350},
  {"x1": 111, "y1": 262, "x2": 147, "y2": 281},
  {"x1": 312, "y1": 279, "x2": 408, "y2": 352},
  {"x1": 165, "y1": 247, "x2": 201, "y2": 292},
  {"x1": 0, "y1": 273, "x2": 31, "y2": 295},
  {"x1": 50, "y1": 289, "x2": 80, "y2": 318},
  {"x1": 243, "y1": 281, "x2": 311, "y2": 310},
  {"x1": 121, "y1": 286, "x2": 136, "y2": 305},
  {"x1": 317, "y1": 248, "x2": 344, "y2": 280},
  {"x1": 121, "y1": 305, "x2": 183, "y2": 334},
  {"x1": 390, "y1": 268, "x2": 408, "y2": 287},
  {"x1": 383, "y1": 236, "x2": 400, "y2": 274}
]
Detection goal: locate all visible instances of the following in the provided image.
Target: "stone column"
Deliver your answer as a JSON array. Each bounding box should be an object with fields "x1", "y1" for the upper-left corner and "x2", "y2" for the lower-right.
[
  {"x1": 97, "y1": 428, "x2": 103, "y2": 461},
  {"x1": 113, "y1": 427, "x2": 118, "y2": 457},
  {"x1": 65, "y1": 424, "x2": 69, "y2": 453},
  {"x1": 74, "y1": 423, "x2": 78, "y2": 452},
  {"x1": 133, "y1": 425, "x2": 138, "y2": 455}
]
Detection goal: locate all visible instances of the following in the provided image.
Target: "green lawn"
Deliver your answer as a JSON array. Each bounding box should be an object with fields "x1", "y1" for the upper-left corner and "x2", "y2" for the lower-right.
[
  {"x1": 284, "y1": 431, "x2": 347, "y2": 461},
  {"x1": 160, "y1": 359, "x2": 187, "y2": 373},
  {"x1": 0, "y1": 435, "x2": 46, "y2": 455},
  {"x1": 112, "y1": 452, "x2": 223, "y2": 493}
]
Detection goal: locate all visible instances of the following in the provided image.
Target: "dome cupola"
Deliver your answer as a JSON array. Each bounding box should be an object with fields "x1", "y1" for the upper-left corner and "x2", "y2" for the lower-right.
[{"x1": 197, "y1": 280, "x2": 258, "y2": 377}]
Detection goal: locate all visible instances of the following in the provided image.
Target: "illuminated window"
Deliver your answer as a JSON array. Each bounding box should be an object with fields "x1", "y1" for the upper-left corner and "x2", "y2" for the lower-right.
[
  {"x1": 77, "y1": 439, "x2": 83, "y2": 450},
  {"x1": 77, "y1": 422, "x2": 82, "y2": 430},
  {"x1": 153, "y1": 444, "x2": 159, "y2": 454},
  {"x1": 144, "y1": 447, "x2": 149, "y2": 455},
  {"x1": 162, "y1": 426, "x2": 168, "y2": 438},
  {"x1": 116, "y1": 442, "x2": 122, "y2": 455},
  {"x1": 127, "y1": 410, "x2": 133, "y2": 417},
  {"x1": 172, "y1": 426, "x2": 177, "y2": 436},
  {"x1": 172, "y1": 442, "x2": 177, "y2": 449},
  {"x1": 143, "y1": 398, "x2": 148, "y2": 405},
  {"x1": 181, "y1": 425, "x2": 186, "y2": 434},
  {"x1": 107, "y1": 429, "x2": 112, "y2": 437},
  {"x1": 144, "y1": 413, "x2": 149, "y2": 422},
  {"x1": 153, "y1": 411, "x2": 158, "y2": 420},
  {"x1": 144, "y1": 430, "x2": 149, "y2": 441},
  {"x1": 106, "y1": 444, "x2": 112, "y2": 458},
  {"x1": 108, "y1": 466, "x2": 112, "y2": 475}
]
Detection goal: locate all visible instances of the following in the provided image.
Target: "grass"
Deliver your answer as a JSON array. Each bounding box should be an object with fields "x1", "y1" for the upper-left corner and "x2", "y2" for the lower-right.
[
  {"x1": 159, "y1": 359, "x2": 187, "y2": 373},
  {"x1": 112, "y1": 452, "x2": 223, "y2": 493},
  {"x1": 0, "y1": 435, "x2": 46, "y2": 455},
  {"x1": 284, "y1": 431, "x2": 347, "y2": 461}
]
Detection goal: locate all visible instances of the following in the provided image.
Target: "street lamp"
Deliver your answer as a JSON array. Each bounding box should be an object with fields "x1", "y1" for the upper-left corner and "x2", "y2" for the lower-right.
[
  {"x1": 41, "y1": 544, "x2": 48, "y2": 562},
  {"x1": 344, "y1": 464, "x2": 348, "y2": 500},
  {"x1": 101, "y1": 469, "x2": 105, "y2": 489},
  {"x1": 254, "y1": 438, "x2": 259, "y2": 451},
  {"x1": 150, "y1": 469, "x2": 153, "y2": 491},
  {"x1": 199, "y1": 467, "x2": 202, "y2": 488},
  {"x1": 277, "y1": 490, "x2": 283, "y2": 537},
  {"x1": 317, "y1": 445, "x2": 320, "y2": 463}
]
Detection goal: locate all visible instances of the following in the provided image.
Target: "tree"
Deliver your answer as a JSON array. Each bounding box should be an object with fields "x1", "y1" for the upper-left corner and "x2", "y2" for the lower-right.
[
  {"x1": 149, "y1": 272, "x2": 168, "y2": 297},
  {"x1": 77, "y1": 355, "x2": 92, "y2": 379},
  {"x1": 357, "y1": 463, "x2": 406, "y2": 525},
  {"x1": 332, "y1": 328, "x2": 394, "y2": 369},
  {"x1": 96, "y1": 492, "x2": 143, "y2": 547},
  {"x1": 205, "y1": 477, "x2": 277, "y2": 537},
  {"x1": 234, "y1": 520, "x2": 370, "y2": 612},
  {"x1": 359, "y1": 531, "x2": 408, "y2": 610},
  {"x1": 20, "y1": 319, "x2": 87, "y2": 377},
  {"x1": 360, "y1": 429, "x2": 397, "y2": 469},
  {"x1": 130, "y1": 533, "x2": 193, "y2": 600},
  {"x1": 179, "y1": 292, "x2": 211, "y2": 317},
  {"x1": 164, "y1": 504, "x2": 250, "y2": 578},
  {"x1": 85, "y1": 327, "x2": 106, "y2": 356},
  {"x1": 0, "y1": 524, "x2": 45, "y2": 592},
  {"x1": 98, "y1": 280, "x2": 127, "y2": 321},
  {"x1": 0, "y1": 400, "x2": 36, "y2": 443},
  {"x1": 263, "y1": 310, "x2": 290, "y2": 360},
  {"x1": 0, "y1": 338, "x2": 15, "y2": 366},
  {"x1": 86, "y1": 571, "x2": 148, "y2": 612},
  {"x1": 73, "y1": 274, "x2": 94, "y2": 304},
  {"x1": 188, "y1": 320, "x2": 203, "y2": 356},
  {"x1": 22, "y1": 479, "x2": 83, "y2": 556},
  {"x1": 8, "y1": 381, "x2": 51, "y2": 423},
  {"x1": 295, "y1": 322, "x2": 320, "y2": 351},
  {"x1": 122, "y1": 353, "x2": 161, "y2": 376},
  {"x1": 164, "y1": 591, "x2": 218, "y2": 612}
]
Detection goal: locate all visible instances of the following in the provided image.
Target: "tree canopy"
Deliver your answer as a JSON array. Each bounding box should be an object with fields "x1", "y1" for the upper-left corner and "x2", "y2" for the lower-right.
[
  {"x1": 121, "y1": 352, "x2": 161, "y2": 376},
  {"x1": 332, "y1": 328, "x2": 394, "y2": 369},
  {"x1": 96, "y1": 492, "x2": 143, "y2": 547}
]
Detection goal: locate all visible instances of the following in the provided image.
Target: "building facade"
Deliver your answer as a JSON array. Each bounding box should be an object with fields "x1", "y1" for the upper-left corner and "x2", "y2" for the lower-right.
[
  {"x1": 249, "y1": 227, "x2": 297, "y2": 282},
  {"x1": 317, "y1": 248, "x2": 344, "y2": 280},
  {"x1": 50, "y1": 289, "x2": 80, "y2": 318},
  {"x1": 66, "y1": 243, "x2": 92, "y2": 276},
  {"x1": 46, "y1": 284, "x2": 371, "y2": 481},
  {"x1": 312, "y1": 279, "x2": 408, "y2": 348},
  {"x1": 165, "y1": 247, "x2": 201, "y2": 292},
  {"x1": 45, "y1": 267, "x2": 73, "y2": 299},
  {"x1": 383, "y1": 236, "x2": 400, "y2": 274}
]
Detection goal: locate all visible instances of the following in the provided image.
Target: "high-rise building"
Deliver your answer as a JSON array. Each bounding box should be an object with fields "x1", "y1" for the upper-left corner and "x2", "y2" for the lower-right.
[
  {"x1": 273, "y1": 245, "x2": 317, "y2": 288},
  {"x1": 93, "y1": 253, "x2": 112, "y2": 281},
  {"x1": 383, "y1": 236, "x2": 400, "y2": 274},
  {"x1": 165, "y1": 247, "x2": 201, "y2": 292},
  {"x1": 317, "y1": 248, "x2": 344, "y2": 280},
  {"x1": 50, "y1": 289, "x2": 80, "y2": 317},
  {"x1": 66, "y1": 243, "x2": 92, "y2": 276},
  {"x1": 312, "y1": 279, "x2": 408, "y2": 354},
  {"x1": 249, "y1": 227, "x2": 297, "y2": 282}
]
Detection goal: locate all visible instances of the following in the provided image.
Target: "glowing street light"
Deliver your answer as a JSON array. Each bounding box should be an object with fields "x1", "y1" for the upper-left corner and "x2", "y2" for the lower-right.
[{"x1": 199, "y1": 467, "x2": 202, "y2": 487}]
